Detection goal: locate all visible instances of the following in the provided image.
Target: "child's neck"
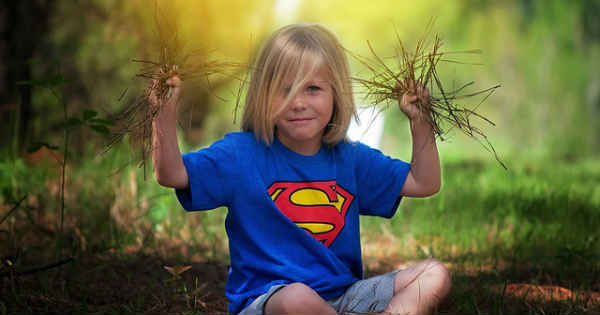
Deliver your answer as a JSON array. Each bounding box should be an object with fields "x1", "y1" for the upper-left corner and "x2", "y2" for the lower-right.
[{"x1": 276, "y1": 132, "x2": 322, "y2": 156}]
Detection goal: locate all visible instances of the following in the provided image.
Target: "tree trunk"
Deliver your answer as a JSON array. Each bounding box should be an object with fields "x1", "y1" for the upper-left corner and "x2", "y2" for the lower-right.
[{"x1": 0, "y1": 1, "x2": 55, "y2": 154}]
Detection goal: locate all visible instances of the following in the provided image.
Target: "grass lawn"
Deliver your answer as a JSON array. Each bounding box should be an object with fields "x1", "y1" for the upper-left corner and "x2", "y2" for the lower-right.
[{"x1": 361, "y1": 157, "x2": 600, "y2": 314}]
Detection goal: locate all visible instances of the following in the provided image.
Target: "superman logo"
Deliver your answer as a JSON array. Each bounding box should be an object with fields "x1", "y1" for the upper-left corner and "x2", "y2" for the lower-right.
[{"x1": 267, "y1": 180, "x2": 354, "y2": 247}]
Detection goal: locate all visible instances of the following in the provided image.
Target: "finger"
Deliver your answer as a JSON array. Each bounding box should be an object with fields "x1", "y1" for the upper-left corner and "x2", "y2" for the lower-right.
[
  {"x1": 404, "y1": 94, "x2": 418, "y2": 104},
  {"x1": 166, "y1": 75, "x2": 181, "y2": 87},
  {"x1": 417, "y1": 89, "x2": 425, "y2": 102}
]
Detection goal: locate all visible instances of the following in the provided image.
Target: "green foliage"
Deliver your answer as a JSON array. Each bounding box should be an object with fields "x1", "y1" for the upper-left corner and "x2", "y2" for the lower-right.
[
  {"x1": 61, "y1": 109, "x2": 114, "y2": 134},
  {"x1": 16, "y1": 73, "x2": 68, "y2": 89},
  {"x1": 0, "y1": 158, "x2": 49, "y2": 204},
  {"x1": 11, "y1": 0, "x2": 597, "y2": 159},
  {"x1": 448, "y1": 0, "x2": 597, "y2": 158}
]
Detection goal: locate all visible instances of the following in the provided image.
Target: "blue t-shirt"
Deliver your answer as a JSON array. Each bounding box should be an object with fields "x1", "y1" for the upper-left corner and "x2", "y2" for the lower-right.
[{"x1": 175, "y1": 132, "x2": 410, "y2": 314}]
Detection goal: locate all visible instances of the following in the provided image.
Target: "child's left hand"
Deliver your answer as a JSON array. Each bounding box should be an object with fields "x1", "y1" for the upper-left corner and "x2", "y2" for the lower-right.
[{"x1": 398, "y1": 80, "x2": 431, "y2": 121}]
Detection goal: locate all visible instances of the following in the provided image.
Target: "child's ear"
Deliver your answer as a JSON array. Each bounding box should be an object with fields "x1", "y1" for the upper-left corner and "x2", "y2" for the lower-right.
[
  {"x1": 325, "y1": 106, "x2": 336, "y2": 133},
  {"x1": 329, "y1": 104, "x2": 337, "y2": 123}
]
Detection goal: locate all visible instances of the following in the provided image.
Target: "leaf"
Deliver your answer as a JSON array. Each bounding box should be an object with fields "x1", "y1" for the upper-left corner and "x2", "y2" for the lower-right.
[
  {"x1": 45, "y1": 143, "x2": 59, "y2": 150},
  {"x1": 25, "y1": 58, "x2": 42, "y2": 65},
  {"x1": 16, "y1": 74, "x2": 67, "y2": 88},
  {"x1": 0, "y1": 299, "x2": 6, "y2": 315},
  {"x1": 16, "y1": 80, "x2": 43, "y2": 87},
  {"x1": 47, "y1": 74, "x2": 67, "y2": 87},
  {"x1": 83, "y1": 110, "x2": 98, "y2": 120},
  {"x1": 89, "y1": 118, "x2": 116, "y2": 126},
  {"x1": 89, "y1": 124, "x2": 110, "y2": 134},
  {"x1": 27, "y1": 142, "x2": 60, "y2": 153},
  {"x1": 27, "y1": 143, "x2": 43, "y2": 153},
  {"x1": 66, "y1": 117, "x2": 83, "y2": 127},
  {"x1": 164, "y1": 265, "x2": 192, "y2": 277}
]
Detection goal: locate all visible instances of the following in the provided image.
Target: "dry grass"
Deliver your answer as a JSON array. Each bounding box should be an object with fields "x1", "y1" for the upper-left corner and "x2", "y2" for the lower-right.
[
  {"x1": 351, "y1": 21, "x2": 505, "y2": 169},
  {"x1": 104, "y1": 1, "x2": 242, "y2": 178}
]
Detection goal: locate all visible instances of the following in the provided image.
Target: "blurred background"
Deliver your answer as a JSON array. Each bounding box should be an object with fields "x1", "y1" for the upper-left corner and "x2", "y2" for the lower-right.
[
  {"x1": 2, "y1": 0, "x2": 599, "y2": 158},
  {"x1": 1, "y1": 1, "x2": 599, "y2": 313}
]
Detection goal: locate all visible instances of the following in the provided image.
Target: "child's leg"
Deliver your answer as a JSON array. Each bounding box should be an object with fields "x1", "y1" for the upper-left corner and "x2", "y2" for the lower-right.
[
  {"x1": 264, "y1": 282, "x2": 337, "y2": 315},
  {"x1": 384, "y1": 258, "x2": 451, "y2": 315}
]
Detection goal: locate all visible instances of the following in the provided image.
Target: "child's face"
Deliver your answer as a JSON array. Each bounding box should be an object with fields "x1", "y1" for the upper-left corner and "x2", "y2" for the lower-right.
[{"x1": 274, "y1": 66, "x2": 334, "y2": 155}]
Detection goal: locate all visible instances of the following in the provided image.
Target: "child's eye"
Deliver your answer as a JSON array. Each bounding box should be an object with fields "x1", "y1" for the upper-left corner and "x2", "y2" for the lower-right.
[
  {"x1": 307, "y1": 85, "x2": 321, "y2": 92},
  {"x1": 282, "y1": 87, "x2": 291, "y2": 95}
]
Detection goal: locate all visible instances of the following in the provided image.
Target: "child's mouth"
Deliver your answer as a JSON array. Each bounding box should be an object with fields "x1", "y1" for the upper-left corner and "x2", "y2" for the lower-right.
[{"x1": 289, "y1": 118, "x2": 313, "y2": 122}]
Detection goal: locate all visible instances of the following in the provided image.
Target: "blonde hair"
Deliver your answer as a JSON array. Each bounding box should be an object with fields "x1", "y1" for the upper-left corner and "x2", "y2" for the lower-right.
[{"x1": 241, "y1": 23, "x2": 356, "y2": 146}]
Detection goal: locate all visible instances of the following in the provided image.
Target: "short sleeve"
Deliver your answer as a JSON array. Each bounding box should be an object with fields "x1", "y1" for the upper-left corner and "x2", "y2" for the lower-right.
[
  {"x1": 175, "y1": 134, "x2": 239, "y2": 211},
  {"x1": 354, "y1": 142, "x2": 410, "y2": 218}
]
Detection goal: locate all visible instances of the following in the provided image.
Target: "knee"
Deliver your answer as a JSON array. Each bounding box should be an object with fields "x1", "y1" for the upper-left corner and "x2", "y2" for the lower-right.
[
  {"x1": 422, "y1": 258, "x2": 452, "y2": 295},
  {"x1": 283, "y1": 282, "x2": 320, "y2": 302},
  {"x1": 266, "y1": 282, "x2": 328, "y2": 315}
]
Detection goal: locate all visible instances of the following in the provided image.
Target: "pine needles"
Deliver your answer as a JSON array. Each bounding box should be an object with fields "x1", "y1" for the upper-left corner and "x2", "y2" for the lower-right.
[
  {"x1": 352, "y1": 24, "x2": 505, "y2": 169},
  {"x1": 105, "y1": 2, "x2": 239, "y2": 177}
]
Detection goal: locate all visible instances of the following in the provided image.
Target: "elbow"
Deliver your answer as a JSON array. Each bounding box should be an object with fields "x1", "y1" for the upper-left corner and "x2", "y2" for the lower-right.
[
  {"x1": 402, "y1": 172, "x2": 441, "y2": 197},
  {"x1": 154, "y1": 170, "x2": 169, "y2": 187},
  {"x1": 423, "y1": 180, "x2": 441, "y2": 197},
  {"x1": 430, "y1": 181, "x2": 441, "y2": 196},
  {"x1": 155, "y1": 168, "x2": 188, "y2": 189},
  {"x1": 155, "y1": 169, "x2": 174, "y2": 188}
]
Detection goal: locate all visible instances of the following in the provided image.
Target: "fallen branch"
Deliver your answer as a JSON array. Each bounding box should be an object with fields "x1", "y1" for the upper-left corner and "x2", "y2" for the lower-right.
[
  {"x1": 0, "y1": 257, "x2": 74, "y2": 278},
  {"x1": 0, "y1": 195, "x2": 27, "y2": 225}
]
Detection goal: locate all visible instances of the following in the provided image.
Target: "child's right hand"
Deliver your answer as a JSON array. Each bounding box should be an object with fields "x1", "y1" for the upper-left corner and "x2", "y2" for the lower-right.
[
  {"x1": 398, "y1": 80, "x2": 430, "y2": 122},
  {"x1": 148, "y1": 75, "x2": 183, "y2": 110}
]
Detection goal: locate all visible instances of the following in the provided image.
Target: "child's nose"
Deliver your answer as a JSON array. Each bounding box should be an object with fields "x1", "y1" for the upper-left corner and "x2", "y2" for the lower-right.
[{"x1": 290, "y1": 94, "x2": 307, "y2": 110}]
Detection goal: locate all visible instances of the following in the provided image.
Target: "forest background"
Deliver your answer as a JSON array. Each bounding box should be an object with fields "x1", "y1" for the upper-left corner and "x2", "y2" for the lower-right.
[{"x1": 1, "y1": 0, "x2": 599, "y2": 314}]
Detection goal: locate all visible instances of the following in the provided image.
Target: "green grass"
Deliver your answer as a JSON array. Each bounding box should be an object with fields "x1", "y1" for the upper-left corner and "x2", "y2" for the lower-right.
[
  {"x1": 362, "y1": 157, "x2": 600, "y2": 261},
  {"x1": 360, "y1": 157, "x2": 600, "y2": 314}
]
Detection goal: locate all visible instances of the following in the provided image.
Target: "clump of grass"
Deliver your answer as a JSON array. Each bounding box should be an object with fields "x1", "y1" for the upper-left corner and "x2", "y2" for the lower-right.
[
  {"x1": 352, "y1": 21, "x2": 505, "y2": 169},
  {"x1": 105, "y1": 1, "x2": 241, "y2": 177}
]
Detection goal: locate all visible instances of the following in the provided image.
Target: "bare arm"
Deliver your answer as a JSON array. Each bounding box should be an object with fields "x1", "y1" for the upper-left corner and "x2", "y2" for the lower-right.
[
  {"x1": 398, "y1": 82, "x2": 441, "y2": 197},
  {"x1": 152, "y1": 76, "x2": 189, "y2": 189}
]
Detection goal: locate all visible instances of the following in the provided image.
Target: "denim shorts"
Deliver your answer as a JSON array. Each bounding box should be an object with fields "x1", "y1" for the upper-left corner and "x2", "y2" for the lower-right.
[{"x1": 239, "y1": 270, "x2": 399, "y2": 315}]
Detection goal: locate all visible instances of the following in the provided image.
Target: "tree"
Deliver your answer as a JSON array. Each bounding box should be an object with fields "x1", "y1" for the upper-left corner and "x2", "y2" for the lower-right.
[{"x1": 0, "y1": 1, "x2": 56, "y2": 155}]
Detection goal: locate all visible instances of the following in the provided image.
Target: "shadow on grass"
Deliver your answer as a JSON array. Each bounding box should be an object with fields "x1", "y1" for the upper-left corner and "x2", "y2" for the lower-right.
[
  {"x1": 443, "y1": 264, "x2": 600, "y2": 315},
  {"x1": 364, "y1": 250, "x2": 600, "y2": 315},
  {"x1": 1, "y1": 253, "x2": 230, "y2": 315}
]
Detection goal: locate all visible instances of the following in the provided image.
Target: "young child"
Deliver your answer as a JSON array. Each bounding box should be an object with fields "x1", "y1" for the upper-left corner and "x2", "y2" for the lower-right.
[{"x1": 152, "y1": 23, "x2": 451, "y2": 315}]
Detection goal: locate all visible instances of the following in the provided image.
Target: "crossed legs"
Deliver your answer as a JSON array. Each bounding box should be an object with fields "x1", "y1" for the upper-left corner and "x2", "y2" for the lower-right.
[
  {"x1": 383, "y1": 258, "x2": 452, "y2": 314},
  {"x1": 264, "y1": 258, "x2": 451, "y2": 315}
]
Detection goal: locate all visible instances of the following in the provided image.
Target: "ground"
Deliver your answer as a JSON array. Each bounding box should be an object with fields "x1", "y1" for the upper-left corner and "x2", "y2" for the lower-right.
[{"x1": 2, "y1": 251, "x2": 599, "y2": 315}]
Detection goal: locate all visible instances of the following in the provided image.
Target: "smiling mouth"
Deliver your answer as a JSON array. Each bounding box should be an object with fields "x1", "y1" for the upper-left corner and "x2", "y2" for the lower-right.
[{"x1": 288, "y1": 118, "x2": 314, "y2": 122}]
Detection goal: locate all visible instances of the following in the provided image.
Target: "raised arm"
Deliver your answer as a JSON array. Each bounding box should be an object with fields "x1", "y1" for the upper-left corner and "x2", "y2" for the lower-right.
[
  {"x1": 398, "y1": 82, "x2": 441, "y2": 197},
  {"x1": 151, "y1": 76, "x2": 189, "y2": 189}
]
